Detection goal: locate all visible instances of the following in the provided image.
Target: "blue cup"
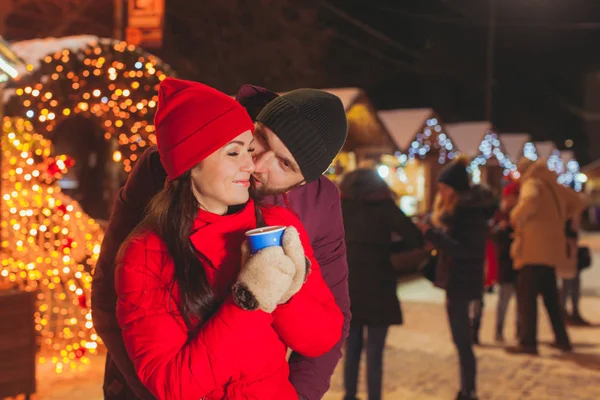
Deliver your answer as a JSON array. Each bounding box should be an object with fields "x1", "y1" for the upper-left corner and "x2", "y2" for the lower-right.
[{"x1": 245, "y1": 226, "x2": 286, "y2": 254}]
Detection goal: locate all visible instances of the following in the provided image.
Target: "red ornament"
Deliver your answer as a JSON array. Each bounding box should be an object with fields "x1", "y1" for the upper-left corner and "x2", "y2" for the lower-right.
[
  {"x1": 75, "y1": 348, "x2": 86, "y2": 359},
  {"x1": 64, "y1": 157, "x2": 75, "y2": 169},
  {"x1": 47, "y1": 161, "x2": 60, "y2": 175},
  {"x1": 56, "y1": 204, "x2": 68, "y2": 214},
  {"x1": 78, "y1": 293, "x2": 87, "y2": 309},
  {"x1": 61, "y1": 237, "x2": 74, "y2": 252}
]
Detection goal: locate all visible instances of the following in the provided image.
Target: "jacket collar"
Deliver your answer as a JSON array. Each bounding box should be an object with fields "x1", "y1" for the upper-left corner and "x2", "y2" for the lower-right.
[{"x1": 190, "y1": 200, "x2": 256, "y2": 269}]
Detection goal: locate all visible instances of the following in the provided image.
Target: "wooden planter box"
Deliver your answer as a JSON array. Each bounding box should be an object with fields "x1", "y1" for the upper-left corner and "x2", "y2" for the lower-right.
[{"x1": 0, "y1": 289, "x2": 36, "y2": 399}]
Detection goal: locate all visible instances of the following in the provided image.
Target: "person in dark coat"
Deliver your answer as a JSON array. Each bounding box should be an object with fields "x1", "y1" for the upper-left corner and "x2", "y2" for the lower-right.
[
  {"x1": 418, "y1": 156, "x2": 492, "y2": 400},
  {"x1": 340, "y1": 169, "x2": 424, "y2": 400},
  {"x1": 491, "y1": 181, "x2": 520, "y2": 342}
]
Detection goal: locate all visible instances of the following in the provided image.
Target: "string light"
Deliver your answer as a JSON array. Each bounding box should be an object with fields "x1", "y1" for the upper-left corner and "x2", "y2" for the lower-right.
[
  {"x1": 523, "y1": 142, "x2": 538, "y2": 161},
  {"x1": 469, "y1": 131, "x2": 517, "y2": 182},
  {"x1": 1, "y1": 117, "x2": 104, "y2": 373},
  {"x1": 5, "y1": 41, "x2": 174, "y2": 171},
  {"x1": 403, "y1": 118, "x2": 456, "y2": 166}
]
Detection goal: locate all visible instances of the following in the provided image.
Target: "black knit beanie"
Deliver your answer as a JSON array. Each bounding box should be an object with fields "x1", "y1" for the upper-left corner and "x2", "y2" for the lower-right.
[
  {"x1": 256, "y1": 89, "x2": 348, "y2": 183},
  {"x1": 438, "y1": 156, "x2": 470, "y2": 192}
]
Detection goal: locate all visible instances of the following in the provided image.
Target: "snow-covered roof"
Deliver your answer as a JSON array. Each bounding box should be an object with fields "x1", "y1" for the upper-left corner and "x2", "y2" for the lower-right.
[
  {"x1": 445, "y1": 121, "x2": 492, "y2": 157},
  {"x1": 321, "y1": 88, "x2": 361, "y2": 110},
  {"x1": 535, "y1": 141, "x2": 558, "y2": 159},
  {"x1": 378, "y1": 108, "x2": 434, "y2": 151},
  {"x1": 560, "y1": 150, "x2": 575, "y2": 163},
  {"x1": 9, "y1": 35, "x2": 100, "y2": 76},
  {"x1": 499, "y1": 133, "x2": 531, "y2": 162}
]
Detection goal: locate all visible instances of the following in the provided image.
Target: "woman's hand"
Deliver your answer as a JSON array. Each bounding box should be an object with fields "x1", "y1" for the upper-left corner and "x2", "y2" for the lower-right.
[
  {"x1": 234, "y1": 227, "x2": 310, "y2": 312},
  {"x1": 233, "y1": 245, "x2": 295, "y2": 313},
  {"x1": 278, "y1": 227, "x2": 310, "y2": 304}
]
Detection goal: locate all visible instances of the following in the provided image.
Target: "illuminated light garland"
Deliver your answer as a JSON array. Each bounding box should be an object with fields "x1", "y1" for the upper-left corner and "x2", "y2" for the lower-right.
[
  {"x1": 469, "y1": 131, "x2": 517, "y2": 183},
  {"x1": 559, "y1": 158, "x2": 584, "y2": 192},
  {"x1": 5, "y1": 41, "x2": 174, "y2": 171},
  {"x1": 403, "y1": 118, "x2": 456, "y2": 165},
  {"x1": 523, "y1": 142, "x2": 538, "y2": 161},
  {"x1": 0, "y1": 117, "x2": 104, "y2": 373},
  {"x1": 547, "y1": 150, "x2": 565, "y2": 176}
]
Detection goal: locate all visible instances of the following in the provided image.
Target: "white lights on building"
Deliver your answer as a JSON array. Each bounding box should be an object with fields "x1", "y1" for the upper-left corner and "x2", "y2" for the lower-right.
[{"x1": 523, "y1": 142, "x2": 538, "y2": 161}]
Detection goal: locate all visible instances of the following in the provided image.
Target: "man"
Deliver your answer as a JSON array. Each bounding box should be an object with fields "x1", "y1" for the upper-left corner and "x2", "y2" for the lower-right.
[
  {"x1": 91, "y1": 84, "x2": 351, "y2": 400},
  {"x1": 506, "y1": 159, "x2": 586, "y2": 355}
]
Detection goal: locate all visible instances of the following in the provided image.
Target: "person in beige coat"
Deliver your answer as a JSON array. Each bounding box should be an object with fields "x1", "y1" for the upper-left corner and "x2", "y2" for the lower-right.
[{"x1": 506, "y1": 158, "x2": 586, "y2": 355}]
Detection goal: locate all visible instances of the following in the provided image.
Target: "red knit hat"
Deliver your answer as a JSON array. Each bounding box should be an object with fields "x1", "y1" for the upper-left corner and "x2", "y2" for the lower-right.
[
  {"x1": 502, "y1": 181, "x2": 520, "y2": 198},
  {"x1": 155, "y1": 78, "x2": 254, "y2": 180}
]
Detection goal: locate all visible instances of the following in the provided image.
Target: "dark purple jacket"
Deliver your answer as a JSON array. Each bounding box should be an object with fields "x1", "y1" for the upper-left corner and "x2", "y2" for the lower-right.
[{"x1": 91, "y1": 146, "x2": 350, "y2": 400}]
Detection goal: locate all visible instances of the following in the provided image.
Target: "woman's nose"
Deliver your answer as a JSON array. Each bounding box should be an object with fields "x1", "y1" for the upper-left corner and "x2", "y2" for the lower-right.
[{"x1": 241, "y1": 154, "x2": 255, "y2": 173}]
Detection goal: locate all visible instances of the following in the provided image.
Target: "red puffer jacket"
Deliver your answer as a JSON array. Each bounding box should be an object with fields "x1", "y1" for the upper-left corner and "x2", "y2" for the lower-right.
[{"x1": 115, "y1": 200, "x2": 343, "y2": 400}]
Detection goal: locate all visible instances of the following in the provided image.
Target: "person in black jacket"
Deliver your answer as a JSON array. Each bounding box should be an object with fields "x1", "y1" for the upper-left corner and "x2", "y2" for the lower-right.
[
  {"x1": 418, "y1": 157, "x2": 492, "y2": 400},
  {"x1": 340, "y1": 169, "x2": 424, "y2": 400}
]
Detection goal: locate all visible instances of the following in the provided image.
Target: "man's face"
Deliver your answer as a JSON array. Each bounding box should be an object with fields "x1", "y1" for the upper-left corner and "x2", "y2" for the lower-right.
[{"x1": 251, "y1": 123, "x2": 305, "y2": 198}]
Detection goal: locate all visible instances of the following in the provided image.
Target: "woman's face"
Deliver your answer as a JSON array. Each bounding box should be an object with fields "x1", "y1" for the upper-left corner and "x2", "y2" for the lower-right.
[
  {"x1": 190, "y1": 130, "x2": 255, "y2": 215},
  {"x1": 437, "y1": 182, "x2": 455, "y2": 201}
]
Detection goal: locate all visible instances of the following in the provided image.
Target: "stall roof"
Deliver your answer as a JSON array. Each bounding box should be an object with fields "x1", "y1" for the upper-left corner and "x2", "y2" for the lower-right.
[
  {"x1": 446, "y1": 121, "x2": 492, "y2": 157},
  {"x1": 535, "y1": 141, "x2": 558, "y2": 159},
  {"x1": 499, "y1": 133, "x2": 531, "y2": 162},
  {"x1": 322, "y1": 88, "x2": 361, "y2": 111},
  {"x1": 9, "y1": 35, "x2": 99, "y2": 76},
  {"x1": 378, "y1": 108, "x2": 434, "y2": 151}
]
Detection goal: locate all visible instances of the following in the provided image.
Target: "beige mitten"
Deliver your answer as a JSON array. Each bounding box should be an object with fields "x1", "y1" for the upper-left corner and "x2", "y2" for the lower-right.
[
  {"x1": 233, "y1": 246, "x2": 295, "y2": 313},
  {"x1": 279, "y1": 227, "x2": 311, "y2": 304}
]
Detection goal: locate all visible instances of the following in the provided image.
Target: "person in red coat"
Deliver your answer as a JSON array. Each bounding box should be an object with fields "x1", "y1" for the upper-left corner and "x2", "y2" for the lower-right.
[
  {"x1": 115, "y1": 78, "x2": 343, "y2": 399},
  {"x1": 93, "y1": 84, "x2": 351, "y2": 400}
]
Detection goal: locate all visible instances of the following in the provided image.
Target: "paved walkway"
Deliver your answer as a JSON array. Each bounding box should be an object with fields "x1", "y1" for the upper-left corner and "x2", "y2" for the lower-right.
[{"x1": 15, "y1": 233, "x2": 600, "y2": 400}]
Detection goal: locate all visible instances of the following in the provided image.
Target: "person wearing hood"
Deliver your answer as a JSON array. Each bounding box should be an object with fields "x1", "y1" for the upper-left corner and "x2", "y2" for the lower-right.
[
  {"x1": 339, "y1": 169, "x2": 424, "y2": 400},
  {"x1": 418, "y1": 156, "x2": 493, "y2": 400},
  {"x1": 506, "y1": 158, "x2": 587, "y2": 355}
]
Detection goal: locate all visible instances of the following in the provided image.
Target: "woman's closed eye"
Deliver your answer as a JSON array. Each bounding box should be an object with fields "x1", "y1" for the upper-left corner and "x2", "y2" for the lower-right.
[{"x1": 227, "y1": 147, "x2": 255, "y2": 157}]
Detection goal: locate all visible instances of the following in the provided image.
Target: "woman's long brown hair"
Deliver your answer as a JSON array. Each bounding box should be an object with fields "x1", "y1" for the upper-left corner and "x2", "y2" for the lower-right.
[
  {"x1": 431, "y1": 188, "x2": 460, "y2": 230},
  {"x1": 118, "y1": 171, "x2": 215, "y2": 327}
]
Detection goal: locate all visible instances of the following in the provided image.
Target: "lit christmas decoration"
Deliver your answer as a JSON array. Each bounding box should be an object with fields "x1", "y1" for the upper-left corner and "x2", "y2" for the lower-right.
[
  {"x1": 5, "y1": 40, "x2": 174, "y2": 172},
  {"x1": 404, "y1": 118, "x2": 456, "y2": 165},
  {"x1": 469, "y1": 131, "x2": 516, "y2": 183},
  {"x1": 0, "y1": 117, "x2": 104, "y2": 373},
  {"x1": 523, "y1": 142, "x2": 538, "y2": 161},
  {"x1": 547, "y1": 150, "x2": 565, "y2": 175},
  {"x1": 559, "y1": 158, "x2": 584, "y2": 192}
]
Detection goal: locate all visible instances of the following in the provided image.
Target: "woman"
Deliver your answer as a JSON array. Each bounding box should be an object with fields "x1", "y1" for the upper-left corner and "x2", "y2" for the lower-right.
[
  {"x1": 419, "y1": 157, "x2": 492, "y2": 400},
  {"x1": 340, "y1": 169, "x2": 423, "y2": 400},
  {"x1": 115, "y1": 78, "x2": 343, "y2": 400}
]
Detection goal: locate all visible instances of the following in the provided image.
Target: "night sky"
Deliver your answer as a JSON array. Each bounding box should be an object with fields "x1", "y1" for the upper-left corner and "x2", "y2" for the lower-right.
[
  {"x1": 4, "y1": 0, "x2": 600, "y2": 163},
  {"x1": 323, "y1": 0, "x2": 600, "y2": 165}
]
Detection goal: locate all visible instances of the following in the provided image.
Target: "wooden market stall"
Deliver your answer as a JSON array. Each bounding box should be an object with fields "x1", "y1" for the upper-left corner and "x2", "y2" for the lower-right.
[
  {"x1": 535, "y1": 141, "x2": 564, "y2": 176},
  {"x1": 499, "y1": 133, "x2": 538, "y2": 167},
  {"x1": 322, "y1": 88, "x2": 397, "y2": 182},
  {"x1": 447, "y1": 122, "x2": 515, "y2": 195},
  {"x1": 379, "y1": 108, "x2": 457, "y2": 216}
]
